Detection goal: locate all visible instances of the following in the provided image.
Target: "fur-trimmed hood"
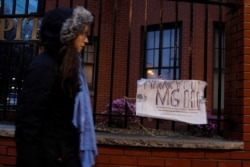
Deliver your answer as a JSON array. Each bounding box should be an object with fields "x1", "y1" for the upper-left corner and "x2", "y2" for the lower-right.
[
  {"x1": 40, "y1": 6, "x2": 93, "y2": 49},
  {"x1": 60, "y1": 6, "x2": 93, "y2": 43}
]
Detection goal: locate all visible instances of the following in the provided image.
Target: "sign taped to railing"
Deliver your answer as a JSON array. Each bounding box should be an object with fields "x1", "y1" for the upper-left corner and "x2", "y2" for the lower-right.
[{"x1": 136, "y1": 79, "x2": 207, "y2": 124}]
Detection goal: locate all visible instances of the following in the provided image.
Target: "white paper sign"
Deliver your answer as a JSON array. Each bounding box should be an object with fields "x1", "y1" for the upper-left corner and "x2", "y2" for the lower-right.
[{"x1": 136, "y1": 79, "x2": 207, "y2": 124}]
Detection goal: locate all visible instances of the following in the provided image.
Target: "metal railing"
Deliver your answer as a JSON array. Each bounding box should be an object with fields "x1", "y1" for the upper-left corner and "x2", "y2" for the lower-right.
[{"x1": 0, "y1": 0, "x2": 235, "y2": 136}]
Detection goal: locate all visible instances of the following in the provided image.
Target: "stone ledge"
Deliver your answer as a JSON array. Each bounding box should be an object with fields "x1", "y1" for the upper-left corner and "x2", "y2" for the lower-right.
[
  {"x1": 96, "y1": 131, "x2": 244, "y2": 150},
  {"x1": 0, "y1": 124, "x2": 244, "y2": 150}
]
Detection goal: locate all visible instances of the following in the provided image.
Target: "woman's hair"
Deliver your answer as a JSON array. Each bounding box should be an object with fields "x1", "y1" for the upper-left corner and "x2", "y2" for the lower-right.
[
  {"x1": 59, "y1": 42, "x2": 80, "y2": 98},
  {"x1": 58, "y1": 6, "x2": 93, "y2": 98}
]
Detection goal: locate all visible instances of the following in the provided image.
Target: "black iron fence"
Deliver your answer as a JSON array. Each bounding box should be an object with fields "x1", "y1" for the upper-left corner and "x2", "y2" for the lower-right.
[{"x1": 0, "y1": 0, "x2": 235, "y2": 136}]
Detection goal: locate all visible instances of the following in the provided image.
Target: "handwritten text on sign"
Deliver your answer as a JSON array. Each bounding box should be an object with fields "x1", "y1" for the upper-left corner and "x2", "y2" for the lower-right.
[{"x1": 136, "y1": 79, "x2": 207, "y2": 124}]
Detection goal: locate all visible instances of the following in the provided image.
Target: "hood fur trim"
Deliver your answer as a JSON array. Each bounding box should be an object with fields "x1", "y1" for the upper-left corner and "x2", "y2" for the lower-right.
[{"x1": 60, "y1": 6, "x2": 94, "y2": 43}]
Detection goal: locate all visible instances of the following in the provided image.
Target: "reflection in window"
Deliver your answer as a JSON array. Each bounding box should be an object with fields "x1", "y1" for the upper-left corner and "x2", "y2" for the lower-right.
[
  {"x1": 0, "y1": 43, "x2": 35, "y2": 110},
  {"x1": 2, "y1": 17, "x2": 41, "y2": 41},
  {"x1": 1, "y1": 0, "x2": 42, "y2": 41},
  {"x1": 1, "y1": 0, "x2": 39, "y2": 15},
  {"x1": 145, "y1": 23, "x2": 181, "y2": 80},
  {"x1": 22, "y1": 19, "x2": 32, "y2": 40}
]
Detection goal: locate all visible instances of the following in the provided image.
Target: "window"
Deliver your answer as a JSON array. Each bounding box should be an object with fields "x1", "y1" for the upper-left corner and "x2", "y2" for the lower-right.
[
  {"x1": 144, "y1": 23, "x2": 181, "y2": 80},
  {"x1": 0, "y1": 0, "x2": 43, "y2": 122},
  {"x1": 213, "y1": 22, "x2": 225, "y2": 113},
  {"x1": 83, "y1": 38, "x2": 97, "y2": 92},
  {"x1": 1, "y1": 0, "x2": 42, "y2": 41},
  {"x1": 1, "y1": 0, "x2": 43, "y2": 15}
]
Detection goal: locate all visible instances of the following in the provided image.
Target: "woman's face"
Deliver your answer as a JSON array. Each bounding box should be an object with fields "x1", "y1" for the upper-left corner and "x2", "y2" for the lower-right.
[{"x1": 74, "y1": 26, "x2": 89, "y2": 53}]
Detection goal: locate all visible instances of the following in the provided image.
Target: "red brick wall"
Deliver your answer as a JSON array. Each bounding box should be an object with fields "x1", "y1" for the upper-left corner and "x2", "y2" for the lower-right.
[
  {"x1": 95, "y1": 0, "x2": 131, "y2": 114},
  {"x1": 1, "y1": 140, "x2": 250, "y2": 167},
  {"x1": 224, "y1": 0, "x2": 245, "y2": 140},
  {"x1": 0, "y1": 137, "x2": 16, "y2": 167},
  {"x1": 95, "y1": 145, "x2": 250, "y2": 167}
]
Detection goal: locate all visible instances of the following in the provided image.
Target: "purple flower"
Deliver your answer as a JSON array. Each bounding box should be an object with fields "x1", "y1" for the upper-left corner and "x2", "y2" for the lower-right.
[
  {"x1": 189, "y1": 109, "x2": 222, "y2": 137},
  {"x1": 99, "y1": 98, "x2": 139, "y2": 127}
]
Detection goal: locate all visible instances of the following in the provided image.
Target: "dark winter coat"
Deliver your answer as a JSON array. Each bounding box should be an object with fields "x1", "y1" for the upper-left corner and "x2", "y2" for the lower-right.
[{"x1": 15, "y1": 52, "x2": 80, "y2": 167}]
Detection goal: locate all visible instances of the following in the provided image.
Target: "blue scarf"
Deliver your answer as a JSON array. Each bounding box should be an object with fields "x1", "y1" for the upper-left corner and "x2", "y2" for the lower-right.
[{"x1": 72, "y1": 57, "x2": 98, "y2": 167}]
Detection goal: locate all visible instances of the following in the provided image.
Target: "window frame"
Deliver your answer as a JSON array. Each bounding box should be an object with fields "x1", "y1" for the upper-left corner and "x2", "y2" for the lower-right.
[
  {"x1": 82, "y1": 37, "x2": 98, "y2": 92},
  {"x1": 213, "y1": 21, "x2": 225, "y2": 113},
  {"x1": 143, "y1": 22, "x2": 182, "y2": 80}
]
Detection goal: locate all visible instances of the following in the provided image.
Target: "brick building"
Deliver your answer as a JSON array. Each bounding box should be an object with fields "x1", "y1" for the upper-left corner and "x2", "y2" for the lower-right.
[{"x1": 0, "y1": 0, "x2": 250, "y2": 166}]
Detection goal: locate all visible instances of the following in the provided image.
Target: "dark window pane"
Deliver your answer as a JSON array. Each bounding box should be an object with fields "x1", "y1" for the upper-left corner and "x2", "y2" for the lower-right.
[
  {"x1": 163, "y1": 30, "x2": 171, "y2": 47},
  {"x1": 155, "y1": 31, "x2": 159, "y2": 48},
  {"x1": 147, "y1": 31, "x2": 155, "y2": 49},
  {"x1": 162, "y1": 49, "x2": 170, "y2": 67},
  {"x1": 146, "y1": 50, "x2": 154, "y2": 67},
  {"x1": 153, "y1": 49, "x2": 159, "y2": 67}
]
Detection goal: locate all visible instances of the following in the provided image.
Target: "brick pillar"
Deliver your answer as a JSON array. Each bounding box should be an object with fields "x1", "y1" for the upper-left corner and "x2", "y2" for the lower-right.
[{"x1": 224, "y1": 0, "x2": 246, "y2": 140}]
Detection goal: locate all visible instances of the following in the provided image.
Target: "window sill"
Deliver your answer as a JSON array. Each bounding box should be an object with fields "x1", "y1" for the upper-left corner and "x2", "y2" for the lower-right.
[{"x1": 0, "y1": 124, "x2": 243, "y2": 150}]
